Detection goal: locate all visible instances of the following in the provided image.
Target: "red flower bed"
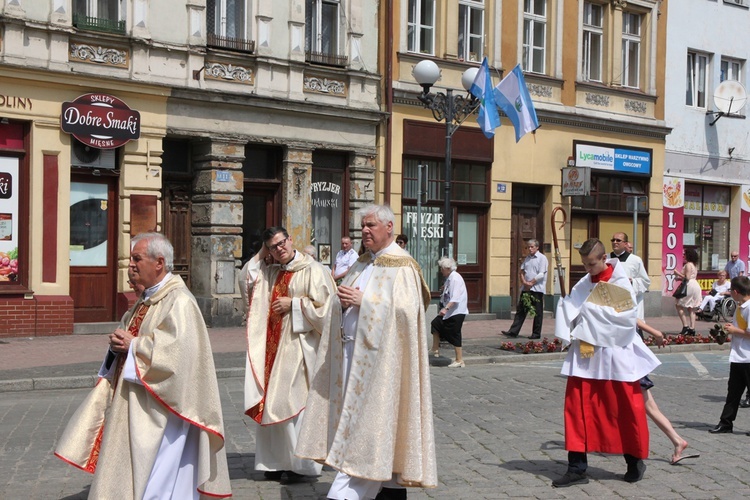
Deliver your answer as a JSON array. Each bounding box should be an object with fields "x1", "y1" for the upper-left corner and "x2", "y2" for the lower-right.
[{"x1": 499, "y1": 334, "x2": 722, "y2": 354}]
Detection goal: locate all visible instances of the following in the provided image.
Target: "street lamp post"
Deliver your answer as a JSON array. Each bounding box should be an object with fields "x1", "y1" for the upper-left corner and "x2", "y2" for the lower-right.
[{"x1": 412, "y1": 60, "x2": 479, "y2": 258}]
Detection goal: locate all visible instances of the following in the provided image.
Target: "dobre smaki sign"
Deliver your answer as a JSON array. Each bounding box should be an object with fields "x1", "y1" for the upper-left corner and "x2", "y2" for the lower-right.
[{"x1": 61, "y1": 93, "x2": 140, "y2": 149}]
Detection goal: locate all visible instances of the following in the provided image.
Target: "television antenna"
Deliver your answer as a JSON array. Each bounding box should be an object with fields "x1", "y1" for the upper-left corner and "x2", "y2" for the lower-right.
[{"x1": 707, "y1": 80, "x2": 747, "y2": 126}]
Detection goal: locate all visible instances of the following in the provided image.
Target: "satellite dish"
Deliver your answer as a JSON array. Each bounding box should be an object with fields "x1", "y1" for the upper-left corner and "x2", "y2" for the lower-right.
[{"x1": 709, "y1": 80, "x2": 747, "y2": 125}]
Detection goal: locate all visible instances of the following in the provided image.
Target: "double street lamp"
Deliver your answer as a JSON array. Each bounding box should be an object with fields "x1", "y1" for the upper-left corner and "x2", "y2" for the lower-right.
[{"x1": 412, "y1": 60, "x2": 480, "y2": 258}]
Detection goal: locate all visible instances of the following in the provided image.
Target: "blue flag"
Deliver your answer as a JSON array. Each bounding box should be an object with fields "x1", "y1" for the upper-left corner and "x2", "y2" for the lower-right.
[
  {"x1": 469, "y1": 58, "x2": 501, "y2": 139},
  {"x1": 493, "y1": 65, "x2": 540, "y2": 142}
]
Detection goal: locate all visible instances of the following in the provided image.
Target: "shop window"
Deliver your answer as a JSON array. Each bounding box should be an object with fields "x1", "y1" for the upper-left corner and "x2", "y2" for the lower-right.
[
  {"x1": 684, "y1": 183, "x2": 731, "y2": 271},
  {"x1": 72, "y1": 0, "x2": 125, "y2": 34},
  {"x1": 0, "y1": 122, "x2": 29, "y2": 294},
  {"x1": 458, "y1": 0, "x2": 484, "y2": 63},
  {"x1": 402, "y1": 158, "x2": 489, "y2": 204},
  {"x1": 306, "y1": 0, "x2": 347, "y2": 66},
  {"x1": 571, "y1": 175, "x2": 648, "y2": 213},
  {"x1": 408, "y1": 0, "x2": 435, "y2": 55},
  {"x1": 311, "y1": 151, "x2": 347, "y2": 262},
  {"x1": 207, "y1": 0, "x2": 254, "y2": 53}
]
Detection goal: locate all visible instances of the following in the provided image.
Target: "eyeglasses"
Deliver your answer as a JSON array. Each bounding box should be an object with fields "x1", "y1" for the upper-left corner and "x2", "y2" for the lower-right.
[
  {"x1": 731, "y1": 255, "x2": 739, "y2": 258},
  {"x1": 267, "y1": 237, "x2": 289, "y2": 252},
  {"x1": 611, "y1": 238, "x2": 623, "y2": 243}
]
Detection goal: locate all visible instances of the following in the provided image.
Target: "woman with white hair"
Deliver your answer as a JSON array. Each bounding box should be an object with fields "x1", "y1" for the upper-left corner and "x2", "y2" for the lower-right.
[{"x1": 431, "y1": 256, "x2": 469, "y2": 367}]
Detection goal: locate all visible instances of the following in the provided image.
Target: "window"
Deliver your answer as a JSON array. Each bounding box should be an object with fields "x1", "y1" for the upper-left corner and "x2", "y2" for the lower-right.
[
  {"x1": 306, "y1": 0, "x2": 346, "y2": 66},
  {"x1": 72, "y1": 0, "x2": 125, "y2": 34},
  {"x1": 523, "y1": 0, "x2": 547, "y2": 74},
  {"x1": 408, "y1": 0, "x2": 435, "y2": 55},
  {"x1": 721, "y1": 57, "x2": 743, "y2": 82},
  {"x1": 571, "y1": 175, "x2": 648, "y2": 212},
  {"x1": 582, "y1": 2, "x2": 603, "y2": 82},
  {"x1": 686, "y1": 51, "x2": 709, "y2": 108},
  {"x1": 458, "y1": 0, "x2": 484, "y2": 63},
  {"x1": 207, "y1": 0, "x2": 254, "y2": 52},
  {"x1": 684, "y1": 184, "x2": 731, "y2": 271},
  {"x1": 402, "y1": 159, "x2": 488, "y2": 204},
  {"x1": 621, "y1": 12, "x2": 641, "y2": 88}
]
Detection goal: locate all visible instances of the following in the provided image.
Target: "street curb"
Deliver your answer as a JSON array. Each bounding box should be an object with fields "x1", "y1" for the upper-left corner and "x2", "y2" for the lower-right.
[{"x1": 0, "y1": 343, "x2": 730, "y2": 393}]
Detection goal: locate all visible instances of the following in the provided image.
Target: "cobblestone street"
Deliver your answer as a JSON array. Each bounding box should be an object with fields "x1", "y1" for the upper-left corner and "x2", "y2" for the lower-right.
[{"x1": 2, "y1": 352, "x2": 750, "y2": 499}]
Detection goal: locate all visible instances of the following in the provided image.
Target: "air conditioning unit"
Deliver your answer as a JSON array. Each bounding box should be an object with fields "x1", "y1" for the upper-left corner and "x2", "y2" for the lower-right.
[{"x1": 71, "y1": 139, "x2": 116, "y2": 169}]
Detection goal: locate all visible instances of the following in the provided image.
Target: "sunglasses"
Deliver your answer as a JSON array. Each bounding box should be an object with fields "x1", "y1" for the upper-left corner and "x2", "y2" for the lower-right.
[{"x1": 611, "y1": 238, "x2": 623, "y2": 243}]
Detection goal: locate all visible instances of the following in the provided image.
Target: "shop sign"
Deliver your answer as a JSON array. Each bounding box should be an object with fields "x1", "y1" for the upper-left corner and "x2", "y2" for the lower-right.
[
  {"x1": 740, "y1": 185, "x2": 750, "y2": 275},
  {"x1": 61, "y1": 93, "x2": 140, "y2": 149},
  {"x1": 561, "y1": 166, "x2": 590, "y2": 196},
  {"x1": 684, "y1": 184, "x2": 730, "y2": 217},
  {"x1": 662, "y1": 177, "x2": 684, "y2": 296},
  {"x1": 574, "y1": 143, "x2": 651, "y2": 175}
]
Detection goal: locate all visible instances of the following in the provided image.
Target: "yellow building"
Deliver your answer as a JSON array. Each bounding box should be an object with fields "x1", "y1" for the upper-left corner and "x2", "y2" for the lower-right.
[{"x1": 380, "y1": 0, "x2": 670, "y2": 316}]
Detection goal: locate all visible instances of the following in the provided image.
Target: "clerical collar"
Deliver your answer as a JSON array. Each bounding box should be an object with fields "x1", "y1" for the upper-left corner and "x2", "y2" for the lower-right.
[
  {"x1": 279, "y1": 250, "x2": 299, "y2": 270},
  {"x1": 143, "y1": 272, "x2": 173, "y2": 300},
  {"x1": 368, "y1": 240, "x2": 399, "y2": 259},
  {"x1": 610, "y1": 251, "x2": 630, "y2": 262},
  {"x1": 591, "y1": 264, "x2": 614, "y2": 283}
]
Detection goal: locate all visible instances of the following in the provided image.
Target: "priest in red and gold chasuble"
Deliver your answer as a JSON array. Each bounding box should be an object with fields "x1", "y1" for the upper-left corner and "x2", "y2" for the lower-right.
[
  {"x1": 241, "y1": 227, "x2": 341, "y2": 477},
  {"x1": 55, "y1": 233, "x2": 231, "y2": 499}
]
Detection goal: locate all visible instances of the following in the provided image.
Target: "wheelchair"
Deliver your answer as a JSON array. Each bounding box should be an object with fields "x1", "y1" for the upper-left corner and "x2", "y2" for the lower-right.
[{"x1": 698, "y1": 295, "x2": 737, "y2": 323}]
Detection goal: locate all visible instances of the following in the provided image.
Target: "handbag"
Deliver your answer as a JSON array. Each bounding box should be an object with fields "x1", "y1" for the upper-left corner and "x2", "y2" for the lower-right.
[
  {"x1": 672, "y1": 280, "x2": 688, "y2": 299},
  {"x1": 709, "y1": 289, "x2": 718, "y2": 297}
]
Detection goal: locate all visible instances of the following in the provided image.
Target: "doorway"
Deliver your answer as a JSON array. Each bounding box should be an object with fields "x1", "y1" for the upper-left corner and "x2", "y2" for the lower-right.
[
  {"x1": 510, "y1": 185, "x2": 545, "y2": 308},
  {"x1": 69, "y1": 175, "x2": 118, "y2": 322},
  {"x1": 454, "y1": 208, "x2": 487, "y2": 312}
]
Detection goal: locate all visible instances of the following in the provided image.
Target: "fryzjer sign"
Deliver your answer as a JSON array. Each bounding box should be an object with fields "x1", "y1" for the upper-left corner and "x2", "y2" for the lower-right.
[{"x1": 61, "y1": 94, "x2": 140, "y2": 149}]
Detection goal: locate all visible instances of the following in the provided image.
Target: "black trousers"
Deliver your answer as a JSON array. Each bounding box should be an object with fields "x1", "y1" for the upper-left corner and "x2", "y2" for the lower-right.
[
  {"x1": 567, "y1": 451, "x2": 640, "y2": 474},
  {"x1": 719, "y1": 362, "x2": 750, "y2": 427},
  {"x1": 508, "y1": 291, "x2": 544, "y2": 336}
]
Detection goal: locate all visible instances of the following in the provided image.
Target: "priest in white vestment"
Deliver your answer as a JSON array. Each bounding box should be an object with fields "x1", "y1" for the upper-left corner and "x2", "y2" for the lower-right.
[
  {"x1": 241, "y1": 226, "x2": 341, "y2": 481},
  {"x1": 297, "y1": 204, "x2": 437, "y2": 500},
  {"x1": 55, "y1": 232, "x2": 231, "y2": 499},
  {"x1": 610, "y1": 232, "x2": 651, "y2": 319}
]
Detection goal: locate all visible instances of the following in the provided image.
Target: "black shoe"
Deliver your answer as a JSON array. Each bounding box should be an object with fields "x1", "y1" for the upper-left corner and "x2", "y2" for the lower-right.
[
  {"x1": 740, "y1": 397, "x2": 750, "y2": 408},
  {"x1": 686, "y1": 328, "x2": 696, "y2": 336},
  {"x1": 529, "y1": 335, "x2": 541, "y2": 340},
  {"x1": 502, "y1": 330, "x2": 518, "y2": 338},
  {"x1": 623, "y1": 460, "x2": 646, "y2": 483},
  {"x1": 375, "y1": 487, "x2": 407, "y2": 500},
  {"x1": 708, "y1": 424, "x2": 733, "y2": 434},
  {"x1": 551, "y1": 471, "x2": 589, "y2": 488},
  {"x1": 281, "y1": 471, "x2": 306, "y2": 483},
  {"x1": 679, "y1": 326, "x2": 689, "y2": 336},
  {"x1": 263, "y1": 470, "x2": 284, "y2": 480}
]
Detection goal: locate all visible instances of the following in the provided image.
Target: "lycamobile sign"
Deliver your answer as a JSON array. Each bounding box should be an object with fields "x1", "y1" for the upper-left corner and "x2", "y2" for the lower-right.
[
  {"x1": 574, "y1": 143, "x2": 651, "y2": 175},
  {"x1": 61, "y1": 93, "x2": 140, "y2": 149}
]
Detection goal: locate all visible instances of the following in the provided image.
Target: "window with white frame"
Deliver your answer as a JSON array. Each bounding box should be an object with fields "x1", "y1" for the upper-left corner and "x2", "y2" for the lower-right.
[
  {"x1": 721, "y1": 57, "x2": 743, "y2": 83},
  {"x1": 306, "y1": 0, "x2": 346, "y2": 65},
  {"x1": 581, "y1": 2, "x2": 603, "y2": 82},
  {"x1": 207, "y1": 0, "x2": 247, "y2": 39},
  {"x1": 408, "y1": 0, "x2": 435, "y2": 55},
  {"x1": 523, "y1": 0, "x2": 547, "y2": 74},
  {"x1": 458, "y1": 0, "x2": 484, "y2": 63},
  {"x1": 621, "y1": 12, "x2": 641, "y2": 88},
  {"x1": 686, "y1": 51, "x2": 709, "y2": 108},
  {"x1": 72, "y1": 0, "x2": 124, "y2": 32}
]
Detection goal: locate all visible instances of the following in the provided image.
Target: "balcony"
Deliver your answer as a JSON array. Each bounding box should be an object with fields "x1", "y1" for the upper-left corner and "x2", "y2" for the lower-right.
[
  {"x1": 207, "y1": 33, "x2": 255, "y2": 54},
  {"x1": 305, "y1": 51, "x2": 348, "y2": 68},
  {"x1": 72, "y1": 14, "x2": 126, "y2": 35}
]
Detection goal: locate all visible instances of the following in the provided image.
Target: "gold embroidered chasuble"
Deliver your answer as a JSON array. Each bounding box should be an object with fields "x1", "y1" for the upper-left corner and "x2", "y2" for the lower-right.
[
  {"x1": 244, "y1": 251, "x2": 342, "y2": 425},
  {"x1": 55, "y1": 275, "x2": 231, "y2": 499},
  {"x1": 296, "y1": 247, "x2": 438, "y2": 488}
]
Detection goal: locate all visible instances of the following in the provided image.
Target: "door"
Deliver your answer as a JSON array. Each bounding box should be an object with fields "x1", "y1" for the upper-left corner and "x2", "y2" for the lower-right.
[
  {"x1": 510, "y1": 208, "x2": 541, "y2": 308},
  {"x1": 455, "y1": 209, "x2": 487, "y2": 312},
  {"x1": 69, "y1": 176, "x2": 117, "y2": 322},
  {"x1": 163, "y1": 182, "x2": 192, "y2": 288},
  {"x1": 242, "y1": 187, "x2": 278, "y2": 262}
]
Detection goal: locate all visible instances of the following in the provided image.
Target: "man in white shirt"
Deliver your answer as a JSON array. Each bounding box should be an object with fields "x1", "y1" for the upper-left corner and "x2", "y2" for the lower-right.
[
  {"x1": 610, "y1": 232, "x2": 651, "y2": 319},
  {"x1": 502, "y1": 239, "x2": 548, "y2": 339},
  {"x1": 332, "y1": 236, "x2": 358, "y2": 282},
  {"x1": 725, "y1": 251, "x2": 746, "y2": 279}
]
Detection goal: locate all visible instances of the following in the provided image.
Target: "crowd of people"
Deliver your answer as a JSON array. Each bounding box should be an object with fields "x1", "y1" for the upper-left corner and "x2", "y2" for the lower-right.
[{"x1": 53, "y1": 216, "x2": 750, "y2": 496}]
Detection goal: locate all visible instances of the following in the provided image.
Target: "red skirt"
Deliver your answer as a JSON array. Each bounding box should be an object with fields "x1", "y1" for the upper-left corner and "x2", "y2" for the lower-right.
[{"x1": 564, "y1": 377, "x2": 649, "y2": 458}]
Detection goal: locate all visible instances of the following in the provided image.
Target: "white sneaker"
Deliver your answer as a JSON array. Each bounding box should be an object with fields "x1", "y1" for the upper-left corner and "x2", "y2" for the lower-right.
[{"x1": 447, "y1": 360, "x2": 465, "y2": 368}]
